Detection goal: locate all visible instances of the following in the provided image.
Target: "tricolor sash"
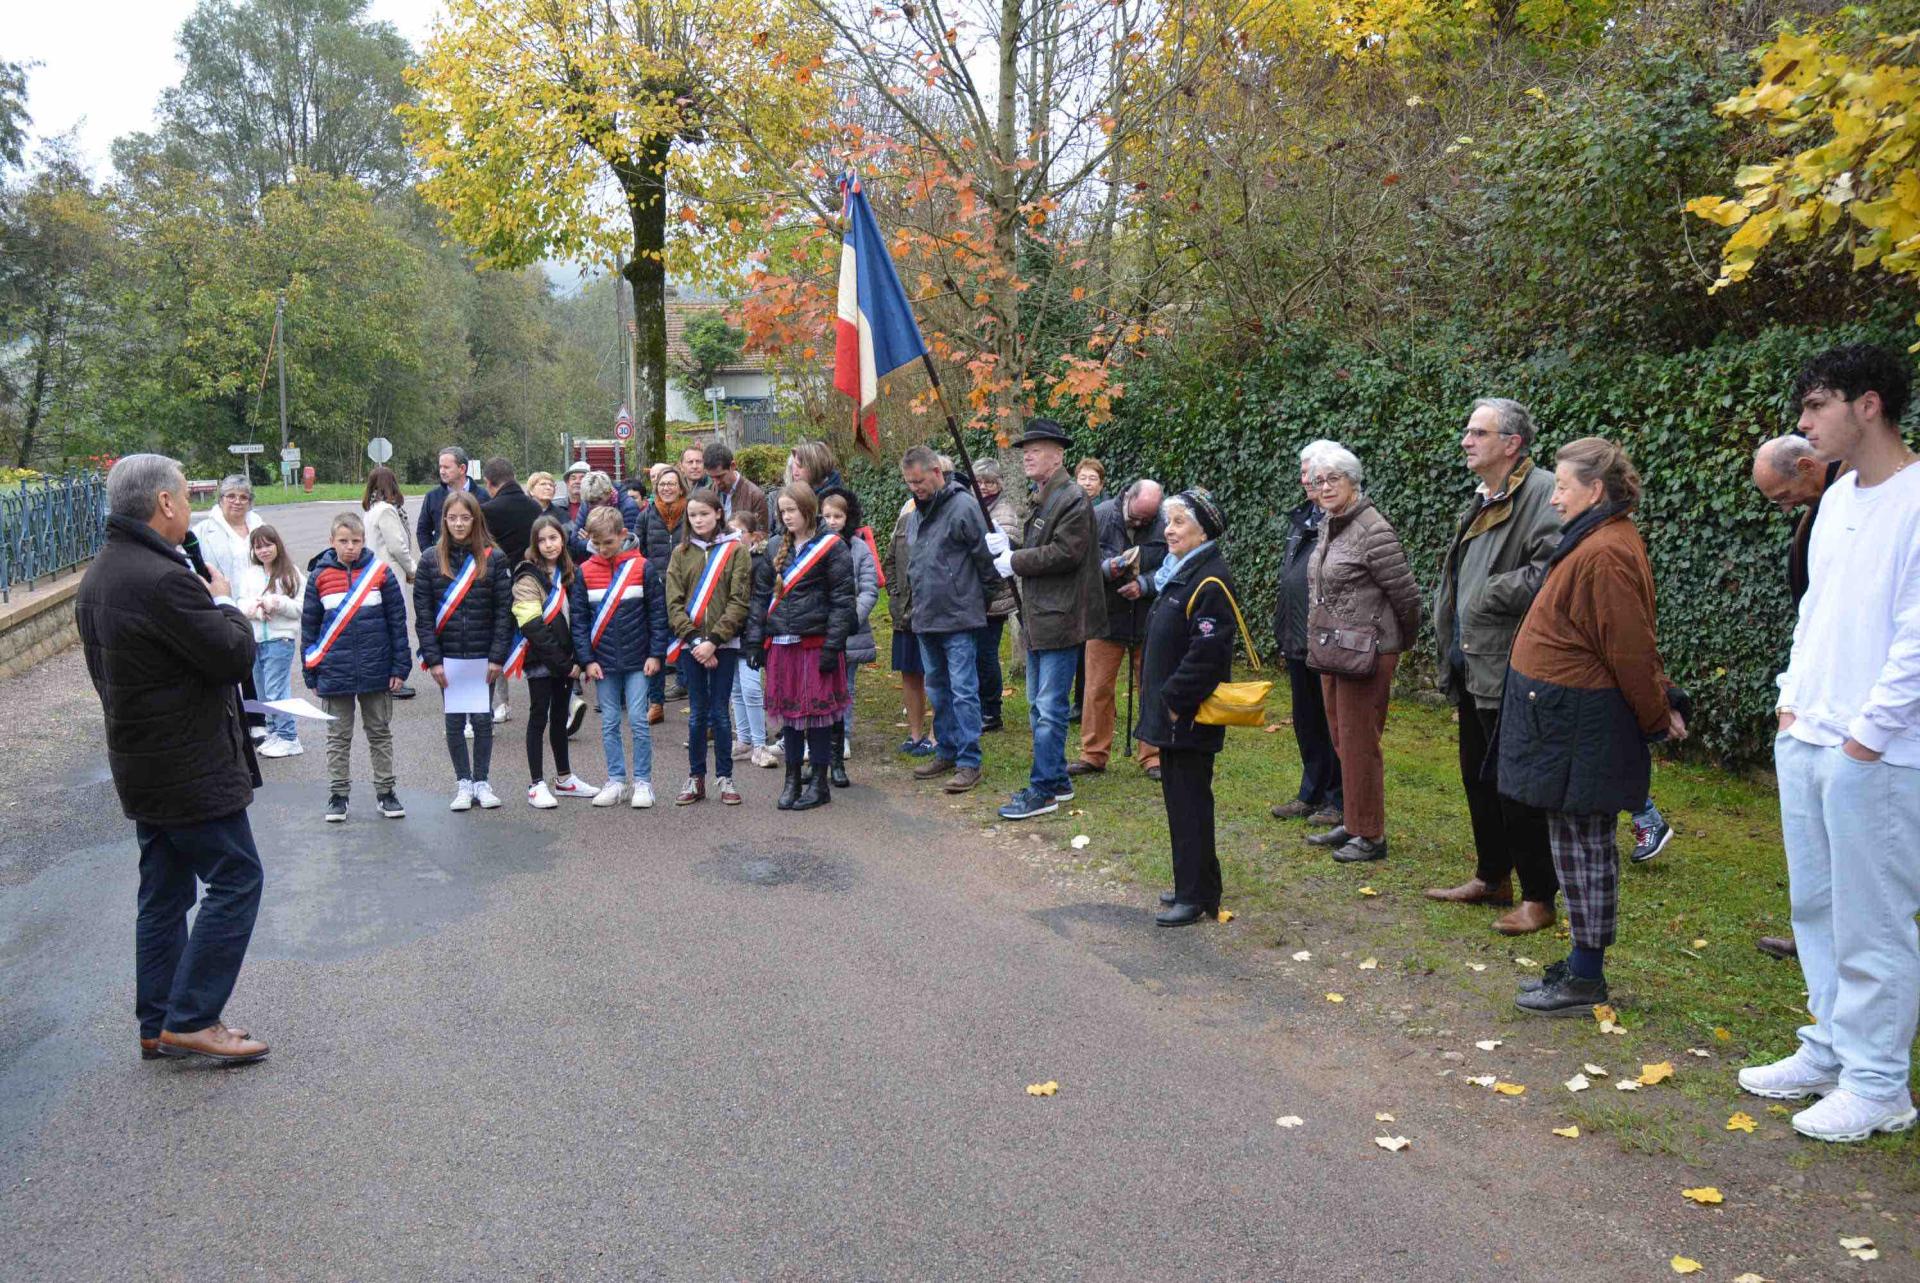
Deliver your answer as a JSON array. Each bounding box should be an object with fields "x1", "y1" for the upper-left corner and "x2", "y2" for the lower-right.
[
  {"x1": 504, "y1": 574, "x2": 566, "y2": 677},
  {"x1": 433, "y1": 551, "x2": 484, "y2": 634},
  {"x1": 667, "y1": 539, "x2": 741, "y2": 662},
  {"x1": 302, "y1": 559, "x2": 386, "y2": 670},
  {"x1": 589, "y1": 555, "x2": 643, "y2": 650},
  {"x1": 770, "y1": 532, "x2": 841, "y2": 610}
]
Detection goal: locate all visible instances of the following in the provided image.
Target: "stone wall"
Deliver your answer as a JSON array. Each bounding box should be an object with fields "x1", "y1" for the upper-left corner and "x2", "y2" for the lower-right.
[{"x1": 0, "y1": 578, "x2": 82, "y2": 682}]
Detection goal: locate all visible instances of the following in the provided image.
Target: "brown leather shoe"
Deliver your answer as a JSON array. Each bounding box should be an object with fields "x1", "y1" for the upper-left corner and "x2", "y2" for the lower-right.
[
  {"x1": 1424, "y1": 877, "x2": 1514, "y2": 906},
  {"x1": 1757, "y1": 935, "x2": 1798, "y2": 960},
  {"x1": 913, "y1": 757, "x2": 957, "y2": 779},
  {"x1": 1270, "y1": 799, "x2": 1314, "y2": 820},
  {"x1": 158, "y1": 1024, "x2": 269, "y2": 1064},
  {"x1": 944, "y1": 766, "x2": 981, "y2": 793},
  {"x1": 675, "y1": 776, "x2": 705, "y2": 805},
  {"x1": 1493, "y1": 900, "x2": 1556, "y2": 936},
  {"x1": 140, "y1": 1036, "x2": 163, "y2": 1060},
  {"x1": 1066, "y1": 760, "x2": 1105, "y2": 776},
  {"x1": 647, "y1": 702, "x2": 665, "y2": 726}
]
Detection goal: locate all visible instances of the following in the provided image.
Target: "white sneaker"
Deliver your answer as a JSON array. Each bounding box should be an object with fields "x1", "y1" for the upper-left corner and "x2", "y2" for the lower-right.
[
  {"x1": 751, "y1": 746, "x2": 779, "y2": 769},
  {"x1": 449, "y1": 780, "x2": 474, "y2": 811},
  {"x1": 1738, "y1": 1049, "x2": 1841, "y2": 1100},
  {"x1": 592, "y1": 780, "x2": 626, "y2": 807},
  {"x1": 473, "y1": 781, "x2": 502, "y2": 809},
  {"x1": 630, "y1": 781, "x2": 655, "y2": 809},
  {"x1": 279, "y1": 740, "x2": 303, "y2": 757},
  {"x1": 493, "y1": 704, "x2": 511, "y2": 724},
  {"x1": 731, "y1": 740, "x2": 753, "y2": 760},
  {"x1": 552, "y1": 774, "x2": 599, "y2": 798},
  {"x1": 842, "y1": 735, "x2": 852, "y2": 762},
  {"x1": 1791, "y1": 1089, "x2": 1918, "y2": 1143},
  {"x1": 257, "y1": 736, "x2": 293, "y2": 758},
  {"x1": 464, "y1": 720, "x2": 474, "y2": 739},
  {"x1": 528, "y1": 780, "x2": 558, "y2": 809}
]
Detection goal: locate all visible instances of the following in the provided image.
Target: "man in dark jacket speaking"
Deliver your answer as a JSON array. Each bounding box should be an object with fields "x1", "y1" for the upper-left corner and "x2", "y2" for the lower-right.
[{"x1": 77, "y1": 454, "x2": 270, "y2": 1065}]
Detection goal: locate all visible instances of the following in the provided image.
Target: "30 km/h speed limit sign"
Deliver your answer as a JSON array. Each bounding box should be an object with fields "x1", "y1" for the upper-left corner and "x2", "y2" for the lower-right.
[{"x1": 614, "y1": 405, "x2": 633, "y2": 441}]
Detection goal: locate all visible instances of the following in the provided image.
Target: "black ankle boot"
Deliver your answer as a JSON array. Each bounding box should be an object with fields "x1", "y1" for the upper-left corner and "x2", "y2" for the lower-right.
[
  {"x1": 777, "y1": 756, "x2": 802, "y2": 810},
  {"x1": 829, "y1": 730, "x2": 851, "y2": 789},
  {"x1": 793, "y1": 759, "x2": 832, "y2": 810}
]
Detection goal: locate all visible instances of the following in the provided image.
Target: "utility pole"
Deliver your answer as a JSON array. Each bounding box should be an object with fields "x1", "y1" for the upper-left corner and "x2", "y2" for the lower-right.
[{"x1": 275, "y1": 292, "x2": 289, "y2": 490}]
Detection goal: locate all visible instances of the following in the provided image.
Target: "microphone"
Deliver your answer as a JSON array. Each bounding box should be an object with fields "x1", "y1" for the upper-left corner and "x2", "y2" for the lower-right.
[{"x1": 181, "y1": 529, "x2": 213, "y2": 582}]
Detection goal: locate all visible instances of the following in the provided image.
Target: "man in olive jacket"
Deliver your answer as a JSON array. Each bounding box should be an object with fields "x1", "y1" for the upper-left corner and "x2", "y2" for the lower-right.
[
  {"x1": 1426, "y1": 398, "x2": 1563, "y2": 934},
  {"x1": 77, "y1": 454, "x2": 270, "y2": 1065},
  {"x1": 991, "y1": 419, "x2": 1107, "y2": 820}
]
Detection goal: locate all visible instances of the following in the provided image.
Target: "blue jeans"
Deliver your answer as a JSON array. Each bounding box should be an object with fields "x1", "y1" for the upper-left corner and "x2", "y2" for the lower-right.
[
  {"x1": 919, "y1": 630, "x2": 982, "y2": 770},
  {"x1": 598, "y1": 669, "x2": 654, "y2": 783},
  {"x1": 1777, "y1": 735, "x2": 1920, "y2": 1102},
  {"x1": 134, "y1": 810, "x2": 262, "y2": 1037},
  {"x1": 252, "y1": 638, "x2": 296, "y2": 741},
  {"x1": 974, "y1": 616, "x2": 1007, "y2": 723},
  {"x1": 731, "y1": 659, "x2": 766, "y2": 747},
  {"x1": 683, "y1": 651, "x2": 738, "y2": 777},
  {"x1": 1027, "y1": 646, "x2": 1078, "y2": 796}
]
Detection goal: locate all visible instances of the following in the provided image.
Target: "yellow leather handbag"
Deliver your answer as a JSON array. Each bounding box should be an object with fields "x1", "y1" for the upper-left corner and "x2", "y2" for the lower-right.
[{"x1": 1186, "y1": 576, "x2": 1272, "y2": 727}]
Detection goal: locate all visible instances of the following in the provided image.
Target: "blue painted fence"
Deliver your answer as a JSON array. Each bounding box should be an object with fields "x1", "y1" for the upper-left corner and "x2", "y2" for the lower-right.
[{"x1": 0, "y1": 472, "x2": 107, "y2": 602}]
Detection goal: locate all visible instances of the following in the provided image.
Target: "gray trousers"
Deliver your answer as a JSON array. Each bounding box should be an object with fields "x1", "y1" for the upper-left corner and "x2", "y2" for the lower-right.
[{"x1": 323, "y1": 691, "x2": 396, "y2": 795}]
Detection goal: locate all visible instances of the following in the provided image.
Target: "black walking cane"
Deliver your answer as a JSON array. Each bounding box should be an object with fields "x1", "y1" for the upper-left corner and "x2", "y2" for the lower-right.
[{"x1": 1124, "y1": 593, "x2": 1139, "y2": 756}]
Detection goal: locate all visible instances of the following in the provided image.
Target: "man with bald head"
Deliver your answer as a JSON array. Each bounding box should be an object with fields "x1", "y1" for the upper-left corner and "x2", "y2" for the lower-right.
[{"x1": 1075, "y1": 477, "x2": 1168, "y2": 778}]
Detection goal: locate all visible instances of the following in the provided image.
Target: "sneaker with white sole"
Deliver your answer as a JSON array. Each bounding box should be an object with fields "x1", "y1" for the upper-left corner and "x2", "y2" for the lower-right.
[
  {"x1": 376, "y1": 792, "x2": 406, "y2": 818},
  {"x1": 528, "y1": 780, "x2": 558, "y2": 809},
  {"x1": 751, "y1": 746, "x2": 779, "y2": 769},
  {"x1": 324, "y1": 794, "x2": 348, "y2": 822},
  {"x1": 492, "y1": 704, "x2": 511, "y2": 724},
  {"x1": 553, "y1": 774, "x2": 599, "y2": 799},
  {"x1": 449, "y1": 780, "x2": 474, "y2": 811},
  {"x1": 630, "y1": 781, "x2": 655, "y2": 809},
  {"x1": 463, "y1": 720, "x2": 474, "y2": 739},
  {"x1": 1738, "y1": 1049, "x2": 1841, "y2": 1100},
  {"x1": 473, "y1": 781, "x2": 502, "y2": 808},
  {"x1": 592, "y1": 780, "x2": 626, "y2": 807},
  {"x1": 1790, "y1": 1088, "x2": 1918, "y2": 1143},
  {"x1": 1630, "y1": 814, "x2": 1673, "y2": 863},
  {"x1": 257, "y1": 736, "x2": 296, "y2": 758}
]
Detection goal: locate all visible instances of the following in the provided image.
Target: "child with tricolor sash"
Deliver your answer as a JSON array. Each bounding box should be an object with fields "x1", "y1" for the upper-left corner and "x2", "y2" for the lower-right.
[
  {"x1": 727, "y1": 510, "x2": 776, "y2": 768},
  {"x1": 666, "y1": 488, "x2": 753, "y2": 806},
  {"x1": 570, "y1": 505, "x2": 669, "y2": 808},
  {"x1": 745, "y1": 481, "x2": 856, "y2": 812},
  {"x1": 413, "y1": 490, "x2": 513, "y2": 812},
  {"x1": 301, "y1": 511, "x2": 410, "y2": 823},
  {"x1": 511, "y1": 514, "x2": 599, "y2": 809},
  {"x1": 820, "y1": 491, "x2": 877, "y2": 790}
]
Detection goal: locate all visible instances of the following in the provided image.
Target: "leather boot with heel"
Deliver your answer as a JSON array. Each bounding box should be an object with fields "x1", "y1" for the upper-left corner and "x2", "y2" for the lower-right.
[
  {"x1": 776, "y1": 757, "x2": 803, "y2": 810},
  {"x1": 792, "y1": 759, "x2": 832, "y2": 810},
  {"x1": 829, "y1": 730, "x2": 851, "y2": 789}
]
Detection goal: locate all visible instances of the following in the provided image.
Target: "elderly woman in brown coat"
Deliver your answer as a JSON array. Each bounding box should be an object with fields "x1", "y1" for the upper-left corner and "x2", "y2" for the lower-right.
[{"x1": 1304, "y1": 441, "x2": 1422, "y2": 863}]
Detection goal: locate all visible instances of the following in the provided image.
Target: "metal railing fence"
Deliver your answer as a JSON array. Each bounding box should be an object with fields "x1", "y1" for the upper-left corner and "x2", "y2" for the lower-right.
[{"x1": 0, "y1": 471, "x2": 107, "y2": 602}]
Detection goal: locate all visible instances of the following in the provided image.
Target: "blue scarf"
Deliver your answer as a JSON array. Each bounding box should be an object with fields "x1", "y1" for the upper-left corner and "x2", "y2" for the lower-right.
[{"x1": 1154, "y1": 539, "x2": 1214, "y2": 594}]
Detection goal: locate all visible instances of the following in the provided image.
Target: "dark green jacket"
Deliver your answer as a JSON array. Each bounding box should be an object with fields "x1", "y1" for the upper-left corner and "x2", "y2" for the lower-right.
[
  {"x1": 1010, "y1": 468, "x2": 1106, "y2": 651},
  {"x1": 1433, "y1": 456, "x2": 1561, "y2": 710}
]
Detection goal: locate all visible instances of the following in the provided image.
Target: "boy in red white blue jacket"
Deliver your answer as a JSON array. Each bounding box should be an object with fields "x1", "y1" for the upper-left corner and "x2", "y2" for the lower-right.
[{"x1": 570, "y1": 506, "x2": 670, "y2": 808}]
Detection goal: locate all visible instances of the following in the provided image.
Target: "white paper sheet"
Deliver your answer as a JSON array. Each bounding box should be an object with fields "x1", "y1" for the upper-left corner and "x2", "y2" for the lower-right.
[
  {"x1": 441, "y1": 657, "x2": 492, "y2": 715},
  {"x1": 243, "y1": 697, "x2": 335, "y2": 721}
]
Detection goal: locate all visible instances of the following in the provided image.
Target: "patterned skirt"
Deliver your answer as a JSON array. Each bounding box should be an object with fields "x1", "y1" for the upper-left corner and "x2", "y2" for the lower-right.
[{"x1": 763, "y1": 642, "x2": 850, "y2": 728}]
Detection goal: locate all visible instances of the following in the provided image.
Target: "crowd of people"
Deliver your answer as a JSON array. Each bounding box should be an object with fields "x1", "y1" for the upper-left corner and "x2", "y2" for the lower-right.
[{"x1": 77, "y1": 344, "x2": 1918, "y2": 1142}]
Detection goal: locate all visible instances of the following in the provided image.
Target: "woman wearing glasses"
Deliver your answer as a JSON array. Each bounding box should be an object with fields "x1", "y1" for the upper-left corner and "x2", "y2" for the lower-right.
[{"x1": 1302, "y1": 442, "x2": 1421, "y2": 864}]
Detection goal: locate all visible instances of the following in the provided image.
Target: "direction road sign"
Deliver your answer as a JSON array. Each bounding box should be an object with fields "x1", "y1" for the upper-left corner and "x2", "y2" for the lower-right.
[
  {"x1": 228, "y1": 443, "x2": 266, "y2": 455},
  {"x1": 366, "y1": 436, "x2": 394, "y2": 464},
  {"x1": 703, "y1": 386, "x2": 725, "y2": 402},
  {"x1": 281, "y1": 448, "x2": 301, "y2": 464}
]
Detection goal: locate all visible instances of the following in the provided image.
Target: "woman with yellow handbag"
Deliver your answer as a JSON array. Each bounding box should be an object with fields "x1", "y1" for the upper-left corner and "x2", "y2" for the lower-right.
[{"x1": 1135, "y1": 488, "x2": 1269, "y2": 926}]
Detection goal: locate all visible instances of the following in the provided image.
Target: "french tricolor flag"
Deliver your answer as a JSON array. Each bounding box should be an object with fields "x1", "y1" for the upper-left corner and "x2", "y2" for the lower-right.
[{"x1": 834, "y1": 175, "x2": 929, "y2": 459}]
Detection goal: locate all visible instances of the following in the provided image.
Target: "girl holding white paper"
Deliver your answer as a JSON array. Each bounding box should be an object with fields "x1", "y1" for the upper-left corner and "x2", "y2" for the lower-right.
[
  {"x1": 238, "y1": 525, "x2": 305, "y2": 758},
  {"x1": 414, "y1": 491, "x2": 513, "y2": 812}
]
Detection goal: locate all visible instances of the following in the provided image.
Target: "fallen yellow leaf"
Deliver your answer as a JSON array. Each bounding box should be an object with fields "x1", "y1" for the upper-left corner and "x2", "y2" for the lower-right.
[
  {"x1": 1358, "y1": 957, "x2": 1378, "y2": 970},
  {"x1": 1583, "y1": 1062, "x2": 1609, "y2": 1077},
  {"x1": 1732, "y1": 1274, "x2": 1768, "y2": 1283},
  {"x1": 1593, "y1": 1004, "x2": 1618, "y2": 1026},
  {"x1": 1026, "y1": 1080, "x2": 1059, "y2": 1097},
  {"x1": 1291, "y1": 950, "x2": 1312, "y2": 962},
  {"x1": 1714, "y1": 1027, "x2": 1732, "y2": 1041},
  {"x1": 1838, "y1": 1236, "x2": 1875, "y2": 1251},
  {"x1": 1690, "y1": 938, "x2": 1708, "y2": 949},
  {"x1": 1375, "y1": 1111, "x2": 1395, "y2": 1122},
  {"x1": 1638, "y1": 1061, "x2": 1675, "y2": 1086},
  {"x1": 1615, "y1": 1079, "x2": 1643, "y2": 1092},
  {"x1": 1217, "y1": 909, "x2": 1235, "y2": 923},
  {"x1": 1358, "y1": 886, "x2": 1378, "y2": 897},
  {"x1": 1466, "y1": 1075, "x2": 1497, "y2": 1088},
  {"x1": 1493, "y1": 1082, "x2": 1526, "y2": 1096},
  {"x1": 1671, "y1": 1256, "x2": 1702, "y2": 1275},
  {"x1": 1725, "y1": 1112, "x2": 1757, "y2": 1133},
  {"x1": 1551, "y1": 1124, "x2": 1580, "y2": 1138},
  {"x1": 1325, "y1": 992, "x2": 1345, "y2": 1003},
  {"x1": 1686, "y1": 1048, "x2": 1711, "y2": 1058},
  {"x1": 1766, "y1": 1103, "x2": 1791, "y2": 1115},
  {"x1": 1475, "y1": 1039, "x2": 1503, "y2": 1051},
  {"x1": 1682, "y1": 1186, "x2": 1724, "y2": 1206},
  {"x1": 1466, "y1": 962, "x2": 1487, "y2": 972},
  {"x1": 1564, "y1": 1074, "x2": 1590, "y2": 1093},
  {"x1": 1373, "y1": 1135, "x2": 1409, "y2": 1152}
]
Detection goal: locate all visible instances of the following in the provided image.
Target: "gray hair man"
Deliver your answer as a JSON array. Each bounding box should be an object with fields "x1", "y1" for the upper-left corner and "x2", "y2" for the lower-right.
[
  {"x1": 1753, "y1": 433, "x2": 1841, "y2": 610},
  {"x1": 1425, "y1": 397, "x2": 1564, "y2": 933},
  {"x1": 77, "y1": 454, "x2": 270, "y2": 1064},
  {"x1": 1073, "y1": 478, "x2": 1168, "y2": 779},
  {"x1": 901, "y1": 443, "x2": 998, "y2": 793}
]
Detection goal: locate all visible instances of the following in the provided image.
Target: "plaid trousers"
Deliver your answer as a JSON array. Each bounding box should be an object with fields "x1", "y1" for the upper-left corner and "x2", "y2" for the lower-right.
[{"x1": 1547, "y1": 811, "x2": 1621, "y2": 949}]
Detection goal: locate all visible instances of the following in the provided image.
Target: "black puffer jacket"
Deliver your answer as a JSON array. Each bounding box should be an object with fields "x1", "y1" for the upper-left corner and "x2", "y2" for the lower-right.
[
  {"x1": 1134, "y1": 542, "x2": 1239, "y2": 754},
  {"x1": 1271, "y1": 501, "x2": 1324, "y2": 661},
  {"x1": 512, "y1": 559, "x2": 577, "y2": 676},
  {"x1": 745, "y1": 527, "x2": 857, "y2": 654},
  {"x1": 638, "y1": 502, "x2": 685, "y2": 566},
  {"x1": 1094, "y1": 495, "x2": 1167, "y2": 645},
  {"x1": 77, "y1": 516, "x2": 260, "y2": 827},
  {"x1": 413, "y1": 545, "x2": 513, "y2": 665}
]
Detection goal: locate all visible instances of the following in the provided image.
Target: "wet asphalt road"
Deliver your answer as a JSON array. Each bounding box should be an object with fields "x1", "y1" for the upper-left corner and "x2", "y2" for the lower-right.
[{"x1": 0, "y1": 499, "x2": 1754, "y2": 1281}]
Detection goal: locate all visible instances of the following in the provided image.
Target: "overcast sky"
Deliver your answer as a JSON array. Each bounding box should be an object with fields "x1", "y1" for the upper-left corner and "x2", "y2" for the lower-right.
[{"x1": 8, "y1": 0, "x2": 446, "y2": 176}]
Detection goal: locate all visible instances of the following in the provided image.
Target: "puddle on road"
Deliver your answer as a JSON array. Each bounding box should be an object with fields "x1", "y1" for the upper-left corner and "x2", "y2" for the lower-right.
[{"x1": 695, "y1": 840, "x2": 853, "y2": 893}]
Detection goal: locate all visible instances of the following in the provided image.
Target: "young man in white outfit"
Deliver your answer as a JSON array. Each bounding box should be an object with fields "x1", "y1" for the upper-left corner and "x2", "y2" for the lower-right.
[{"x1": 1739, "y1": 344, "x2": 1920, "y2": 1142}]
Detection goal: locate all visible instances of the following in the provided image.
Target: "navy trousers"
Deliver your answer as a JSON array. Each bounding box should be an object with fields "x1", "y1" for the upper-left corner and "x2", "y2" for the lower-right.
[{"x1": 134, "y1": 809, "x2": 263, "y2": 1037}]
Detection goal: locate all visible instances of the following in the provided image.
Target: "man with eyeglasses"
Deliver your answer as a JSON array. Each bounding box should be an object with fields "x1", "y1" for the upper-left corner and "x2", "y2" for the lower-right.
[{"x1": 1425, "y1": 398, "x2": 1564, "y2": 935}]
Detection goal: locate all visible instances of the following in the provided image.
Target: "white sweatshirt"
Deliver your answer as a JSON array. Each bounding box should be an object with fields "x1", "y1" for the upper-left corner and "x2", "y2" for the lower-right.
[
  {"x1": 1778, "y1": 463, "x2": 1920, "y2": 766},
  {"x1": 235, "y1": 562, "x2": 306, "y2": 644}
]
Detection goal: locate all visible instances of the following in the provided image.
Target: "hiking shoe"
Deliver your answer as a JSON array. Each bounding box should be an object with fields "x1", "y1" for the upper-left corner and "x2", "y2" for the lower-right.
[
  {"x1": 1739, "y1": 1050, "x2": 1841, "y2": 1101},
  {"x1": 376, "y1": 792, "x2": 406, "y2": 819},
  {"x1": 1790, "y1": 1089, "x2": 1918, "y2": 1143},
  {"x1": 1514, "y1": 972, "x2": 1608, "y2": 1015},
  {"x1": 450, "y1": 780, "x2": 475, "y2": 811},
  {"x1": 630, "y1": 781, "x2": 655, "y2": 809},
  {"x1": 553, "y1": 774, "x2": 599, "y2": 798},
  {"x1": 717, "y1": 777, "x2": 742, "y2": 805},
  {"x1": 528, "y1": 780, "x2": 559, "y2": 809},
  {"x1": 1518, "y1": 959, "x2": 1570, "y2": 993},
  {"x1": 473, "y1": 781, "x2": 502, "y2": 809},
  {"x1": 914, "y1": 757, "x2": 957, "y2": 780},
  {"x1": 1308, "y1": 806, "x2": 1342, "y2": 825},
  {"x1": 592, "y1": 780, "x2": 626, "y2": 807},
  {"x1": 1630, "y1": 814, "x2": 1672, "y2": 863},
  {"x1": 944, "y1": 767, "x2": 981, "y2": 793},
  {"x1": 1270, "y1": 799, "x2": 1314, "y2": 819},
  {"x1": 998, "y1": 787, "x2": 1058, "y2": 821},
  {"x1": 1332, "y1": 836, "x2": 1387, "y2": 863},
  {"x1": 324, "y1": 794, "x2": 348, "y2": 823}
]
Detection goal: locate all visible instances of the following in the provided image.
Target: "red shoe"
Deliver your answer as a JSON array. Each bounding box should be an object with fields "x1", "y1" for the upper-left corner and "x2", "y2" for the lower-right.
[
  {"x1": 675, "y1": 775, "x2": 706, "y2": 805},
  {"x1": 717, "y1": 776, "x2": 742, "y2": 805}
]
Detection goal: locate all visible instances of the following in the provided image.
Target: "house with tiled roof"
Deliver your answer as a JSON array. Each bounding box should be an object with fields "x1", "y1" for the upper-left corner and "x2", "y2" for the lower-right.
[{"x1": 665, "y1": 295, "x2": 773, "y2": 423}]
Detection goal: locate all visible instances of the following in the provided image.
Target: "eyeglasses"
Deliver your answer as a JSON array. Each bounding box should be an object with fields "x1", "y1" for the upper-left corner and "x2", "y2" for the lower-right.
[{"x1": 1307, "y1": 476, "x2": 1344, "y2": 490}]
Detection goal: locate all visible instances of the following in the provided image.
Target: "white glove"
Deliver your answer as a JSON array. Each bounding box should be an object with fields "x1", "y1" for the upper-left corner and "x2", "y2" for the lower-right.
[
  {"x1": 993, "y1": 550, "x2": 1016, "y2": 579},
  {"x1": 984, "y1": 531, "x2": 1010, "y2": 557}
]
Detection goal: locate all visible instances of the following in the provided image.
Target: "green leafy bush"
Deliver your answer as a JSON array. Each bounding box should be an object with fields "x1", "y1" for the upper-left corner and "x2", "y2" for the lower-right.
[{"x1": 734, "y1": 443, "x2": 789, "y2": 488}]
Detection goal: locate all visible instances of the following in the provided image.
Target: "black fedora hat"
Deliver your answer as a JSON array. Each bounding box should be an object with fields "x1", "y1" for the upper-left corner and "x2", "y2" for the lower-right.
[{"x1": 1009, "y1": 418, "x2": 1071, "y2": 448}]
